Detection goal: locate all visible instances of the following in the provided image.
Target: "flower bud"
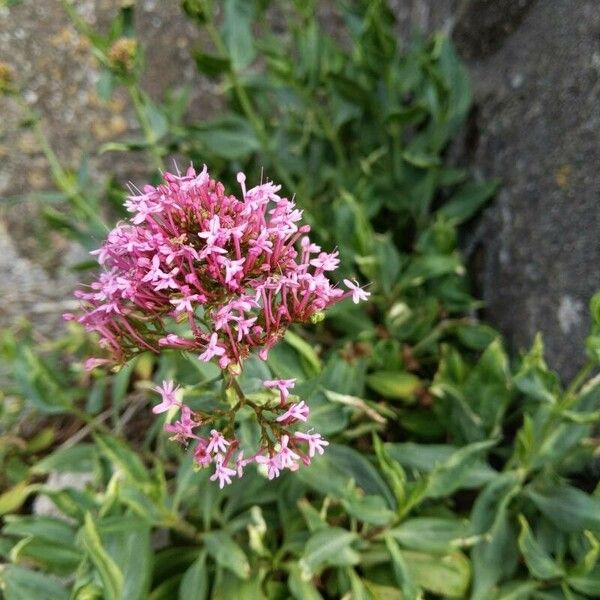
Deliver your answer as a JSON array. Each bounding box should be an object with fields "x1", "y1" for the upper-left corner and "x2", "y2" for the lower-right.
[{"x1": 310, "y1": 311, "x2": 325, "y2": 324}]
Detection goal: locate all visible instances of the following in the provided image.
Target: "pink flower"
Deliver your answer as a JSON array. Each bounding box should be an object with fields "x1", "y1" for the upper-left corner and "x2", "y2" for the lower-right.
[
  {"x1": 170, "y1": 290, "x2": 205, "y2": 314},
  {"x1": 84, "y1": 357, "x2": 111, "y2": 371},
  {"x1": 294, "y1": 431, "x2": 329, "y2": 458},
  {"x1": 198, "y1": 215, "x2": 221, "y2": 247},
  {"x1": 310, "y1": 251, "x2": 340, "y2": 271},
  {"x1": 263, "y1": 378, "x2": 296, "y2": 403},
  {"x1": 276, "y1": 400, "x2": 310, "y2": 423},
  {"x1": 277, "y1": 435, "x2": 300, "y2": 470},
  {"x1": 152, "y1": 379, "x2": 180, "y2": 414},
  {"x1": 193, "y1": 441, "x2": 212, "y2": 467},
  {"x1": 255, "y1": 453, "x2": 282, "y2": 480},
  {"x1": 199, "y1": 332, "x2": 226, "y2": 362},
  {"x1": 164, "y1": 405, "x2": 196, "y2": 441},
  {"x1": 343, "y1": 279, "x2": 371, "y2": 304},
  {"x1": 235, "y1": 451, "x2": 246, "y2": 478},
  {"x1": 206, "y1": 429, "x2": 229, "y2": 454},
  {"x1": 218, "y1": 256, "x2": 245, "y2": 285},
  {"x1": 210, "y1": 456, "x2": 237, "y2": 489},
  {"x1": 75, "y1": 166, "x2": 358, "y2": 486}
]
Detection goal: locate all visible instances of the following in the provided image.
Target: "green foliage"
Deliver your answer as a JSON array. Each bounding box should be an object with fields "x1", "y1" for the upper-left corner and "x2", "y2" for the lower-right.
[{"x1": 1, "y1": 1, "x2": 598, "y2": 599}]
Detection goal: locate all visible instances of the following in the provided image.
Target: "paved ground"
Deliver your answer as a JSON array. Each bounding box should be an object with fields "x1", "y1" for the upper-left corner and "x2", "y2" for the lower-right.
[{"x1": 1, "y1": 0, "x2": 598, "y2": 380}]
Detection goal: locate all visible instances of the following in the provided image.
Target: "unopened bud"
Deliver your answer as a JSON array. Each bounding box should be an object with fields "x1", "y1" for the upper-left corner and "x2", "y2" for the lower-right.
[
  {"x1": 227, "y1": 361, "x2": 243, "y2": 377},
  {"x1": 310, "y1": 311, "x2": 325, "y2": 324}
]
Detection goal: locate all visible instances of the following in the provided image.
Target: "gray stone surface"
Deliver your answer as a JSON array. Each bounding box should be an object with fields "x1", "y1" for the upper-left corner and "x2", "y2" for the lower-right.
[
  {"x1": 0, "y1": 0, "x2": 205, "y2": 335},
  {"x1": 457, "y1": 0, "x2": 600, "y2": 380},
  {"x1": 392, "y1": 0, "x2": 599, "y2": 380},
  {"x1": 1, "y1": 0, "x2": 599, "y2": 381}
]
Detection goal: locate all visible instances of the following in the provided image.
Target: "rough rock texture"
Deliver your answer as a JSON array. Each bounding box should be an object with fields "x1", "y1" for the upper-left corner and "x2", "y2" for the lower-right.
[
  {"x1": 392, "y1": 0, "x2": 599, "y2": 380},
  {"x1": 1, "y1": 0, "x2": 598, "y2": 380},
  {"x1": 0, "y1": 0, "x2": 204, "y2": 337},
  {"x1": 457, "y1": 0, "x2": 600, "y2": 380}
]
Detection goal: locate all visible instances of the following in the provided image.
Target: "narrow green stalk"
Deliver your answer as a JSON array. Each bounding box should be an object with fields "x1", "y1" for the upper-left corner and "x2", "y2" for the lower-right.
[
  {"x1": 565, "y1": 360, "x2": 594, "y2": 399},
  {"x1": 14, "y1": 95, "x2": 108, "y2": 231},
  {"x1": 203, "y1": 18, "x2": 296, "y2": 193},
  {"x1": 126, "y1": 83, "x2": 165, "y2": 173},
  {"x1": 163, "y1": 513, "x2": 203, "y2": 542},
  {"x1": 69, "y1": 406, "x2": 113, "y2": 436}
]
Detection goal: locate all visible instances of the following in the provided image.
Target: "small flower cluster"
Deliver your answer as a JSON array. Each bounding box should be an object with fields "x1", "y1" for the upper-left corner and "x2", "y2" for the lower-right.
[
  {"x1": 71, "y1": 166, "x2": 369, "y2": 486},
  {"x1": 152, "y1": 378, "x2": 328, "y2": 488}
]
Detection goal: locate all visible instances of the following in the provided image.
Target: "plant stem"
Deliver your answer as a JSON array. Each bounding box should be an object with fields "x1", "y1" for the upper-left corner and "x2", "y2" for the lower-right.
[
  {"x1": 126, "y1": 83, "x2": 166, "y2": 173},
  {"x1": 14, "y1": 95, "x2": 108, "y2": 231},
  {"x1": 565, "y1": 360, "x2": 595, "y2": 399},
  {"x1": 203, "y1": 17, "x2": 296, "y2": 194}
]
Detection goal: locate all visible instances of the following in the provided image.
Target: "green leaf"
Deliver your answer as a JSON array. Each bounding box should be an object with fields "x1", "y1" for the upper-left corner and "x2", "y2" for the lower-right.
[
  {"x1": 461, "y1": 339, "x2": 511, "y2": 438},
  {"x1": 39, "y1": 487, "x2": 99, "y2": 522},
  {"x1": 372, "y1": 433, "x2": 406, "y2": 508},
  {"x1": 211, "y1": 568, "x2": 266, "y2": 599},
  {"x1": 512, "y1": 334, "x2": 559, "y2": 404},
  {"x1": 142, "y1": 103, "x2": 169, "y2": 141},
  {"x1": 471, "y1": 472, "x2": 522, "y2": 600},
  {"x1": 400, "y1": 254, "x2": 464, "y2": 287},
  {"x1": 104, "y1": 518, "x2": 152, "y2": 600},
  {"x1": 287, "y1": 564, "x2": 324, "y2": 600},
  {"x1": 203, "y1": 531, "x2": 250, "y2": 580},
  {"x1": 438, "y1": 180, "x2": 499, "y2": 224},
  {"x1": 284, "y1": 330, "x2": 322, "y2": 376},
  {"x1": 425, "y1": 439, "x2": 497, "y2": 498},
  {"x1": 80, "y1": 513, "x2": 124, "y2": 600},
  {"x1": 179, "y1": 550, "x2": 208, "y2": 600},
  {"x1": 299, "y1": 527, "x2": 359, "y2": 576},
  {"x1": 0, "y1": 565, "x2": 69, "y2": 600},
  {"x1": 192, "y1": 115, "x2": 260, "y2": 160},
  {"x1": 517, "y1": 515, "x2": 564, "y2": 580},
  {"x1": 32, "y1": 443, "x2": 97, "y2": 474},
  {"x1": 384, "y1": 442, "x2": 497, "y2": 488},
  {"x1": 2, "y1": 516, "x2": 75, "y2": 546},
  {"x1": 402, "y1": 149, "x2": 442, "y2": 168},
  {"x1": 491, "y1": 580, "x2": 539, "y2": 599},
  {"x1": 220, "y1": 0, "x2": 255, "y2": 71},
  {"x1": 568, "y1": 566, "x2": 600, "y2": 596},
  {"x1": 0, "y1": 482, "x2": 39, "y2": 516},
  {"x1": 193, "y1": 51, "x2": 230, "y2": 77},
  {"x1": 387, "y1": 517, "x2": 471, "y2": 553},
  {"x1": 384, "y1": 535, "x2": 420, "y2": 600},
  {"x1": 149, "y1": 575, "x2": 184, "y2": 600},
  {"x1": 366, "y1": 371, "x2": 421, "y2": 401},
  {"x1": 402, "y1": 549, "x2": 471, "y2": 598},
  {"x1": 525, "y1": 485, "x2": 600, "y2": 533},
  {"x1": 342, "y1": 492, "x2": 396, "y2": 526},
  {"x1": 347, "y1": 568, "x2": 374, "y2": 600},
  {"x1": 9, "y1": 537, "x2": 81, "y2": 575},
  {"x1": 93, "y1": 433, "x2": 150, "y2": 487}
]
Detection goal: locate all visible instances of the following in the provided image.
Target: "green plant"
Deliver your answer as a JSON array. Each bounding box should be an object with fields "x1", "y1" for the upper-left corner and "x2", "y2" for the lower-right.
[{"x1": 0, "y1": 1, "x2": 598, "y2": 599}]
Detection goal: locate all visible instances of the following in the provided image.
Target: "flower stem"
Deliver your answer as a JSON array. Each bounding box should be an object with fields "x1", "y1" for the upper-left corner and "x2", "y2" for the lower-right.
[
  {"x1": 14, "y1": 95, "x2": 108, "y2": 232},
  {"x1": 126, "y1": 82, "x2": 166, "y2": 173},
  {"x1": 203, "y1": 15, "x2": 296, "y2": 194}
]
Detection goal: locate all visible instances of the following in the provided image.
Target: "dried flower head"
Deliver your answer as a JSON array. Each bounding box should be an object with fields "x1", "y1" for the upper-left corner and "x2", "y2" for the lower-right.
[{"x1": 108, "y1": 37, "x2": 138, "y2": 73}]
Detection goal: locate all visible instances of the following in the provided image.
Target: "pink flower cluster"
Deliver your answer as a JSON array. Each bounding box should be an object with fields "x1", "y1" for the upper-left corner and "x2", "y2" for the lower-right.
[
  {"x1": 152, "y1": 378, "x2": 328, "y2": 488},
  {"x1": 71, "y1": 166, "x2": 369, "y2": 486}
]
